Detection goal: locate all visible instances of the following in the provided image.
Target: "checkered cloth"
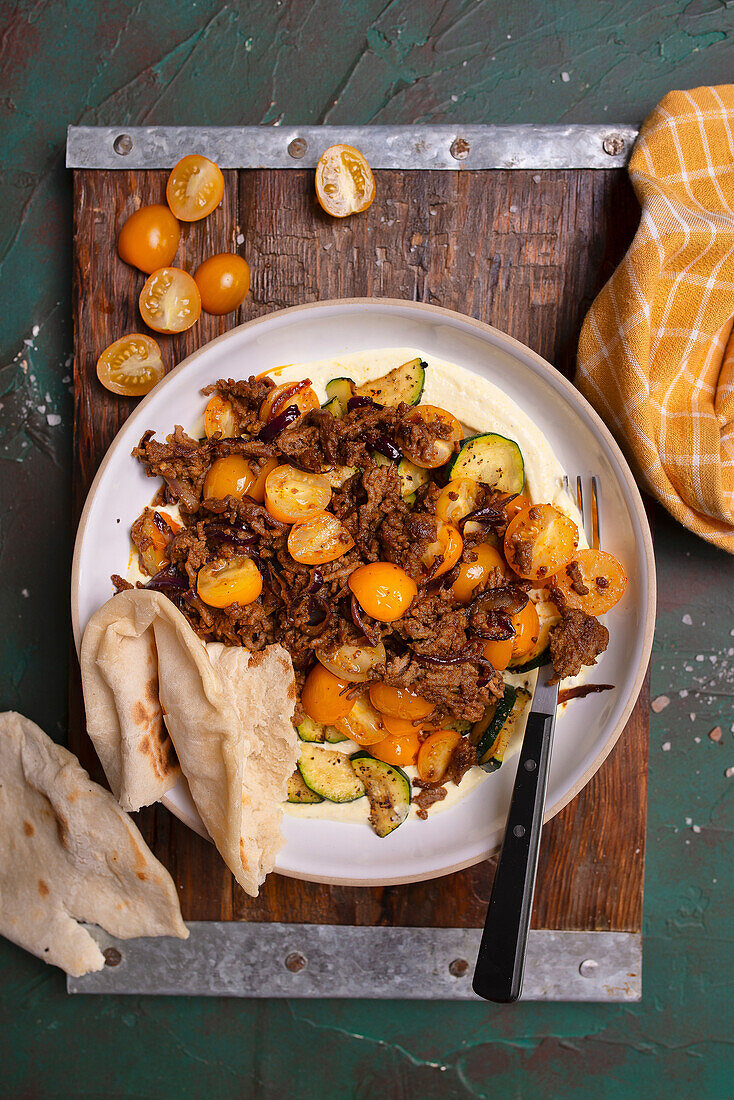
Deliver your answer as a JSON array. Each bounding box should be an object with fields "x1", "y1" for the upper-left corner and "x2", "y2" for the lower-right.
[{"x1": 576, "y1": 85, "x2": 734, "y2": 553}]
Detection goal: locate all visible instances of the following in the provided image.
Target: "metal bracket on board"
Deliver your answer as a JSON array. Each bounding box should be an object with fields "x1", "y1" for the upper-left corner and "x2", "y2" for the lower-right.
[
  {"x1": 68, "y1": 924, "x2": 641, "y2": 1001},
  {"x1": 66, "y1": 124, "x2": 639, "y2": 171}
]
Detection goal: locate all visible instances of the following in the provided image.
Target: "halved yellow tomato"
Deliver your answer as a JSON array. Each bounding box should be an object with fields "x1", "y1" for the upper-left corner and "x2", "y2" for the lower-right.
[
  {"x1": 288, "y1": 511, "x2": 355, "y2": 565},
  {"x1": 481, "y1": 637, "x2": 514, "y2": 671},
  {"x1": 166, "y1": 154, "x2": 224, "y2": 221},
  {"x1": 381, "y1": 713, "x2": 421, "y2": 738},
  {"x1": 421, "y1": 521, "x2": 463, "y2": 578},
  {"x1": 117, "y1": 204, "x2": 180, "y2": 273},
  {"x1": 317, "y1": 642, "x2": 386, "y2": 683},
  {"x1": 401, "y1": 405, "x2": 463, "y2": 469},
  {"x1": 132, "y1": 509, "x2": 180, "y2": 575},
  {"x1": 301, "y1": 664, "x2": 355, "y2": 725},
  {"x1": 203, "y1": 455, "x2": 256, "y2": 501},
  {"x1": 194, "y1": 253, "x2": 250, "y2": 314},
  {"x1": 334, "y1": 694, "x2": 386, "y2": 746},
  {"x1": 260, "y1": 379, "x2": 320, "y2": 423},
  {"x1": 315, "y1": 144, "x2": 375, "y2": 218},
  {"x1": 417, "y1": 729, "x2": 461, "y2": 783},
  {"x1": 196, "y1": 555, "x2": 262, "y2": 608},
  {"x1": 139, "y1": 267, "x2": 201, "y2": 334},
  {"x1": 96, "y1": 334, "x2": 165, "y2": 397},
  {"x1": 550, "y1": 549, "x2": 628, "y2": 615},
  {"x1": 504, "y1": 504, "x2": 579, "y2": 582},
  {"x1": 503, "y1": 492, "x2": 532, "y2": 523},
  {"x1": 368, "y1": 731, "x2": 421, "y2": 767},
  {"x1": 264, "y1": 465, "x2": 331, "y2": 523},
  {"x1": 435, "y1": 478, "x2": 480, "y2": 524},
  {"x1": 368, "y1": 683, "x2": 434, "y2": 720},
  {"x1": 510, "y1": 599, "x2": 540, "y2": 661},
  {"x1": 204, "y1": 393, "x2": 238, "y2": 439},
  {"x1": 451, "y1": 543, "x2": 508, "y2": 604},
  {"x1": 348, "y1": 562, "x2": 418, "y2": 623}
]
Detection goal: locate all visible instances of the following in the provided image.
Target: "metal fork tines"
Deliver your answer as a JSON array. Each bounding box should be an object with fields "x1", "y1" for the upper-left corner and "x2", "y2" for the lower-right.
[{"x1": 564, "y1": 474, "x2": 601, "y2": 548}]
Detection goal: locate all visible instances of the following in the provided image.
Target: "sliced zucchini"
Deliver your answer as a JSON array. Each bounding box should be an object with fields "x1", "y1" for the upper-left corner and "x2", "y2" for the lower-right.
[
  {"x1": 322, "y1": 464, "x2": 358, "y2": 489},
  {"x1": 350, "y1": 752, "x2": 412, "y2": 838},
  {"x1": 297, "y1": 744, "x2": 365, "y2": 803},
  {"x1": 398, "y1": 457, "x2": 430, "y2": 497},
  {"x1": 471, "y1": 685, "x2": 517, "y2": 762},
  {"x1": 323, "y1": 377, "x2": 355, "y2": 417},
  {"x1": 353, "y1": 358, "x2": 426, "y2": 407},
  {"x1": 297, "y1": 717, "x2": 348, "y2": 744},
  {"x1": 509, "y1": 647, "x2": 549, "y2": 673},
  {"x1": 287, "y1": 769, "x2": 324, "y2": 804},
  {"x1": 448, "y1": 433, "x2": 524, "y2": 494},
  {"x1": 326, "y1": 728, "x2": 349, "y2": 744},
  {"x1": 475, "y1": 686, "x2": 532, "y2": 771}
]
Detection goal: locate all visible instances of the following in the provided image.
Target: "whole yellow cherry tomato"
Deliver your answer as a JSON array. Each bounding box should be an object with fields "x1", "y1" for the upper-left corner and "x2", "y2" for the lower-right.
[
  {"x1": 348, "y1": 562, "x2": 417, "y2": 623},
  {"x1": 196, "y1": 555, "x2": 262, "y2": 608}
]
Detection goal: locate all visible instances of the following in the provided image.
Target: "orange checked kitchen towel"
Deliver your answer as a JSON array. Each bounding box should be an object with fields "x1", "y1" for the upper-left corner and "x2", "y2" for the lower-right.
[{"x1": 576, "y1": 85, "x2": 734, "y2": 553}]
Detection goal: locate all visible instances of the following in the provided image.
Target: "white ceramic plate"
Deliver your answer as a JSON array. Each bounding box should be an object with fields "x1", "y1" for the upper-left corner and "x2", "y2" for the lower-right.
[{"x1": 72, "y1": 299, "x2": 655, "y2": 887}]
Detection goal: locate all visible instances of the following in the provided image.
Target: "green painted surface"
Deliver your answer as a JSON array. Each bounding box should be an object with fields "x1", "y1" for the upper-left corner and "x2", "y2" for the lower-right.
[{"x1": 1, "y1": 1, "x2": 733, "y2": 1096}]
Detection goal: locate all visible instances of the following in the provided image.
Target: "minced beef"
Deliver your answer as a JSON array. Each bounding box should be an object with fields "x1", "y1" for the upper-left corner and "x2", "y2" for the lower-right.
[
  {"x1": 548, "y1": 609, "x2": 609, "y2": 683},
  {"x1": 446, "y1": 736, "x2": 477, "y2": 785},
  {"x1": 412, "y1": 779, "x2": 448, "y2": 819}
]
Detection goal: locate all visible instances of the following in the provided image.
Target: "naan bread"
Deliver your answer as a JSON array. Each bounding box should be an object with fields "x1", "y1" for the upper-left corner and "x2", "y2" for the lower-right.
[
  {"x1": 81, "y1": 595, "x2": 180, "y2": 811},
  {"x1": 0, "y1": 711, "x2": 187, "y2": 977},
  {"x1": 81, "y1": 590, "x2": 298, "y2": 897}
]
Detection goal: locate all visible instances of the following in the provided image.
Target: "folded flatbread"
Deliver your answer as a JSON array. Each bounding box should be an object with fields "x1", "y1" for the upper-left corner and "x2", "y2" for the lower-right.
[
  {"x1": 0, "y1": 711, "x2": 188, "y2": 977},
  {"x1": 81, "y1": 598, "x2": 180, "y2": 811},
  {"x1": 81, "y1": 590, "x2": 298, "y2": 897}
]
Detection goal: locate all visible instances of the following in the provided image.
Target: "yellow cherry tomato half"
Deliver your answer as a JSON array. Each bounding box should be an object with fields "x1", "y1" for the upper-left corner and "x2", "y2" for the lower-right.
[
  {"x1": 288, "y1": 511, "x2": 355, "y2": 565},
  {"x1": 481, "y1": 637, "x2": 514, "y2": 671},
  {"x1": 381, "y1": 713, "x2": 421, "y2": 738},
  {"x1": 96, "y1": 334, "x2": 165, "y2": 397},
  {"x1": 550, "y1": 549, "x2": 628, "y2": 615},
  {"x1": 417, "y1": 729, "x2": 462, "y2": 784},
  {"x1": 139, "y1": 267, "x2": 201, "y2": 334},
  {"x1": 435, "y1": 478, "x2": 481, "y2": 524},
  {"x1": 166, "y1": 154, "x2": 224, "y2": 221},
  {"x1": 194, "y1": 253, "x2": 250, "y2": 315},
  {"x1": 203, "y1": 393, "x2": 237, "y2": 439},
  {"x1": 264, "y1": 465, "x2": 331, "y2": 524},
  {"x1": 368, "y1": 683, "x2": 434, "y2": 721},
  {"x1": 196, "y1": 555, "x2": 262, "y2": 609},
  {"x1": 301, "y1": 664, "x2": 355, "y2": 725},
  {"x1": 117, "y1": 204, "x2": 180, "y2": 274},
  {"x1": 401, "y1": 405, "x2": 463, "y2": 469},
  {"x1": 451, "y1": 543, "x2": 508, "y2": 604},
  {"x1": 317, "y1": 641, "x2": 386, "y2": 683},
  {"x1": 203, "y1": 455, "x2": 256, "y2": 501},
  {"x1": 510, "y1": 599, "x2": 540, "y2": 661},
  {"x1": 259, "y1": 379, "x2": 320, "y2": 423},
  {"x1": 334, "y1": 694, "x2": 386, "y2": 746},
  {"x1": 503, "y1": 492, "x2": 532, "y2": 523},
  {"x1": 315, "y1": 144, "x2": 376, "y2": 218},
  {"x1": 133, "y1": 509, "x2": 180, "y2": 575},
  {"x1": 348, "y1": 562, "x2": 418, "y2": 623},
  {"x1": 504, "y1": 504, "x2": 579, "y2": 582},
  {"x1": 421, "y1": 521, "x2": 463, "y2": 578},
  {"x1": 368, "y1": 730, "x2": 421, "y2": 767}
]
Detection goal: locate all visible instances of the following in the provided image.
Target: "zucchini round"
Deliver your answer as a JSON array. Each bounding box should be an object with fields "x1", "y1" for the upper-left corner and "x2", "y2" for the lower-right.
[
  {"x1": 297, "y1": 744, "x2": 365, "y2": 803},
  {"x1": 287, "y1": 769, "x2": 324, "y2": 804},
  {"x1": 350, "y1": 751, "x2": 412, "y2": 837},
  {"x1": 448, "y1": 433, "x2": 524, "y2": 494},
  {"x1": 323, "y1": 377, "x2": 355, "y2": 418},
  {"x1": 353, "y1": 358, "x2": 426, "y2": 407}
]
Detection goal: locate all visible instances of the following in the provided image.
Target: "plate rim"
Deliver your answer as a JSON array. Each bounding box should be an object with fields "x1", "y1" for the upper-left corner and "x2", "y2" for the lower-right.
[{"x1": 71, "y1": 296, "x2": 656, "y2": 886}]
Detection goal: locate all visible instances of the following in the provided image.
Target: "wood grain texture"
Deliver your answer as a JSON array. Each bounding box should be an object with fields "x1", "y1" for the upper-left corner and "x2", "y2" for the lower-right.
[{"x1": 72, "y1": 165, "x2": 646, "y2": 931}]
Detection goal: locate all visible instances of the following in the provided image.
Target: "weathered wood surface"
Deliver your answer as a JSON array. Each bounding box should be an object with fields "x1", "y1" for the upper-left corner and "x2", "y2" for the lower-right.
[{"x1": 72, "y1": 166, "x2": 647, "y2": 930}]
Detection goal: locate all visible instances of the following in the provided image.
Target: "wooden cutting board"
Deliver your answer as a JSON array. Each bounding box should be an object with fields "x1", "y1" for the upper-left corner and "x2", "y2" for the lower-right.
[{"x1": 70, "y1": 165, "x2": 648, "y2": 932}]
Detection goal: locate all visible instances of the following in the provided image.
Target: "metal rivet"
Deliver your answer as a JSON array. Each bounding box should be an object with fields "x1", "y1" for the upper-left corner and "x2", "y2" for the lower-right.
[
  {"x1": 450, "y1": 137, "x2": 471, "y2": 161},
  {"x1": 602, "y1": 134, "x2": 626, "y2": 156},
  {"x1": 449, "y1": 958, "x2": 469, "y2": 977},
  {"x1": 113, "y1": 133, "x2": 133, "y2": 156},
  {"x1": 579, "y1": 958, "x2": 598, "y2": 977},
  {"x1": 103, "y1": 947, "x2": 122, "y2": 967},
  {"x1": 285, "y1": 952, "x2": 307, "y2": 973},
  {"x1": 513, "y1": 824, "x2": 526, "y2": 838},
  {"x1": 524, "y1": 759, "x2": 537, "y2": 772},
  {"x1": 288, "y1": 137, "x2": 307, "y2": 160}
]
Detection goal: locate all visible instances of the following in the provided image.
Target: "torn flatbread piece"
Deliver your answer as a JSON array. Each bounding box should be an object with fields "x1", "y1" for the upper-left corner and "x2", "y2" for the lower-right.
[
  {"x1": 81, "y1": 590, "x2": 298, "y2": 897},
  {"x1": 81, "y1": 596, "x2": 180, "y2": 811},
  {"x1": 0, "y1": 711, "x2": 188, "y2": 977}
]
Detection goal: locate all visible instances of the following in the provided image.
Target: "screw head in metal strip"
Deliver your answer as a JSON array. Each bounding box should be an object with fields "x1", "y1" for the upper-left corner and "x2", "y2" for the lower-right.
[
  {"x1": 579, "y1": 958, "x2": 599, "y2": 977},
  {"x1": 285, "y1": 951, "x2": 307, "y2": 973},
  {"x1": 450, "y1": 137, "x2": 471, "y2": 161},
  {"x1": 113, "y1": 133, "x2": 133, "y2": 156},
  {"x1": 449, "y1": 958, "x2": 469, "y2": 977},
  {"x1": 288, "y1": 137, "x2": 308, "y2": 160},
  {"x1": 602, "y1": 134, "x2": 626, "y2": 157}
]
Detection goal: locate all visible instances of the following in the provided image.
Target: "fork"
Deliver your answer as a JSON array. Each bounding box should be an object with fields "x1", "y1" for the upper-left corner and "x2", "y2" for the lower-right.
[{"x1": 472, "y1": 476, "x2": 601, "y2": 1003}]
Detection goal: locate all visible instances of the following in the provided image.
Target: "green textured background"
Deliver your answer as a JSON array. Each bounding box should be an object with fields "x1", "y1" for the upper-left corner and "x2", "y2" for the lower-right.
[{"x1": 1, "y1": 1, "x2": 733, "y2": 1096}]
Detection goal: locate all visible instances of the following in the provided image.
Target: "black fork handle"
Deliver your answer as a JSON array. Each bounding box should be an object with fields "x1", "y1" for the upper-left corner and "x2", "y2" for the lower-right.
[{"x1": 472, "y1": 709, "x2": 555, "y2": 1003}]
